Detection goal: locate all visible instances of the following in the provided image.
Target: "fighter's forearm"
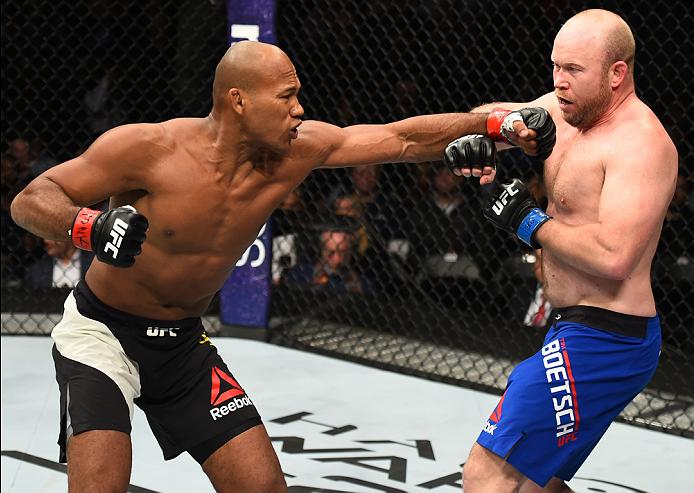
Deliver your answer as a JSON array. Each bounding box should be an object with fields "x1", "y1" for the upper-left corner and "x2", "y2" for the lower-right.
[
  {"x1": 386, "y1": 112, "x2": 487, "y2": 162},
  {"x1": 536, "y1": 220, "x2": 637, "y2": 280},
  {"x1": 10, "y1": 176, "x2": 82, "y2": 241}
]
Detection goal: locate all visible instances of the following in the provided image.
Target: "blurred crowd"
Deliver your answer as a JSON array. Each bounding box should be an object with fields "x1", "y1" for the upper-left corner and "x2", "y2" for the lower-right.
[{"x1": 1, "y1": 137, "x2": 98, "y2": 288}]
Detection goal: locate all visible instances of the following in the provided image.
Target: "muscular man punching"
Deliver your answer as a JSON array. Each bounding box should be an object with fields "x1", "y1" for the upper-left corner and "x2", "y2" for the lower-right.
[
  {"x1": 10, "y1": 41, "x2": 554, "y2": 493},
  {"x1": 445, "y1": 9, "x2": 678, "y2": 493}
]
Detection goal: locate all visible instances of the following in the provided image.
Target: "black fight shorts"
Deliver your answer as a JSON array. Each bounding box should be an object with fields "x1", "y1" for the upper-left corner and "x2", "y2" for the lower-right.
[{"x1": 51, "y1": 281, "x2": 262, "y2": 464}]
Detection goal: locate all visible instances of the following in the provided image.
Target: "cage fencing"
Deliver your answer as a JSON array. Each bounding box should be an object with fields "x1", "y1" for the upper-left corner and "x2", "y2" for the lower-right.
[{"x1": 2, "y1": 0, "x2": 693, "y2": 437}]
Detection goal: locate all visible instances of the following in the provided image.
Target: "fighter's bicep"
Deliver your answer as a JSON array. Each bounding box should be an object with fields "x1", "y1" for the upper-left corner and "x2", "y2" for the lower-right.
[
  {"x1": 317, "y1": 123, "x2": 404, "y2": 168},
  {"x1": 42, "y1": 124, "x2": 159, "y2": 205},
  {"x1": 40, "y1": 156, "x2": 135, "y2": 206},
  {"x1": 599, "y1": 146, "x2": 676, "y2": 247}
]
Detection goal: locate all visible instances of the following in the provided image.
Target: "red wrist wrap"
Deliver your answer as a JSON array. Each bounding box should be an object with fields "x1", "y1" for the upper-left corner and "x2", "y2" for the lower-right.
[
  {"x1": 487, "y1": 107, "x2": 512, "y2": 142},
  {"x1": 70, "y1": 208, "x2": 100, "y2": 251}
]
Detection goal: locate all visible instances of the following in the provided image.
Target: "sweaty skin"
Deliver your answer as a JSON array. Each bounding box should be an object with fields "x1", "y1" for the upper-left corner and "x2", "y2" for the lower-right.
[{"x1": 10, "y1": 41, "x2": 541, "y2": 320}]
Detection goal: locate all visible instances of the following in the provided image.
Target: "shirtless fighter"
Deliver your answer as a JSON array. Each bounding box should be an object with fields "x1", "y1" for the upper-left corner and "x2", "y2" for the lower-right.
[
  {"x1": 10, "y1": 40, "x2": 554, "y2": 493},
  {"x1": 444, "y1": 9, "x2": 679, "y2": 493}
]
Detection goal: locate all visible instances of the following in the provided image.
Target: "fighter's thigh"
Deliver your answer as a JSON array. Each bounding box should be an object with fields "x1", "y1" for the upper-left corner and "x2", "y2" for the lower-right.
[
  {"x1": 67, "y1": 430, "x2": 131, "y2": 493},
  {"x1": 463, "y1": 443, "x2": 524, "y2": 492},
  {"x1": 202, "y1": 424, "x2": 286, "y2": 493},
  {"x1": 53, "y1": 342, "x2": 137, "y2": 461}
]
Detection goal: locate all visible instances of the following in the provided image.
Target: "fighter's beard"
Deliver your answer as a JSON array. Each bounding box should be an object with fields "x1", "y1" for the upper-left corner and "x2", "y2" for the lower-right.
[{"x1": 563, "y1": 80, "x2": 612, "y2": 129}]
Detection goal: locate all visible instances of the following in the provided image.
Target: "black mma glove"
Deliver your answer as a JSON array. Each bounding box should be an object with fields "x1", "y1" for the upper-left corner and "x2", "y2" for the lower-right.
[
  {"x1": 70, "y1": 205, "x2": 149, "y2": 267},
  {"x1": 443, "y1": 134, "x2": 496, "y2": 176},
  {"x1": 487, "y1": 107, "x2": 556, "y2": 161},
  {"x1": 483, "y1": 178, "x2": 551, "y2": 249}
]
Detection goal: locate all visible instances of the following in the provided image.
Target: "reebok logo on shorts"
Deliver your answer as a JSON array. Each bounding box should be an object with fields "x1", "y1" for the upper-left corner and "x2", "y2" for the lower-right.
[
  {"x1": 483, "y1": 391, "x2": 506, "y2": 435},
  {"x1": 209, "y1": 366, "x2": 253, "y2": 421}
]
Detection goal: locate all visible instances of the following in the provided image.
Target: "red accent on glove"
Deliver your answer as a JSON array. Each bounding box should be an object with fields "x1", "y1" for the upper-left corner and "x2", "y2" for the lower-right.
[
  {"x1": 71, "y1": 208, "x2": 101, "y2": 251},
  {"x1": 487, "y1": 108, "x2": 512, "y2": 142}
]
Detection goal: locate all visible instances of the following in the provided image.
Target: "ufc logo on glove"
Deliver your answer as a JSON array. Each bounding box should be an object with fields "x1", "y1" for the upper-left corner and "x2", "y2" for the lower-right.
[
  {"x1": 70, "y1": 204, "x2": 149, "y2": 268},
  {"x1": 492, "y1": 183, "x2": 520, "y2": 215},
  {"x1": 104, "y1": 218, "x2": 129, "y2": 259}
]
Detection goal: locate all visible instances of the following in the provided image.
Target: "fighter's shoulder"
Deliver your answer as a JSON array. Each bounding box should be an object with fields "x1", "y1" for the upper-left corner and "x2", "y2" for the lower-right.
[
  {"x1": 100, "y1": 121, "x2": 166, "y2": 141},
  {"x1": 488, "y1": 93, "x2": 561, "y2": 123},
  {"x1": 296, "y1": 120, "x2": 343, "y2": 143},
  {"x1": 92, "y1": 121, "x2": 174, "y2": 160},
  {"x1": 531, "y1": 93, "x2": 561, "y2": 121},
  {"x1": 289, "y1": 120, "x2": 343, "y2": 162},
  {"x1": 599, "y1": 108, "x2": 677, "y2": 186},
  {"x1": 638, "y1": 105, "x2": 676, "y2": 151},
  {"x1": 616, "y1": 102, "x2": 677, "y2": 161}
]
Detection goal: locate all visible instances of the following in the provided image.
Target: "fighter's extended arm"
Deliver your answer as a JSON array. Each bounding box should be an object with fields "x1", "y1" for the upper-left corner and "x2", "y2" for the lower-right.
[
  {"x1": 11, "y1": 124, "x2": 158, "y2": 266},
  {"x1": 535, "y1": 137, "x2": 678, "y2": 279},
  {"x1": 304, "y1": 113, "x2": 485, "y2": 168},
  {"x1": 305, "y1": 110, "x2": 543, "y2": 169}
]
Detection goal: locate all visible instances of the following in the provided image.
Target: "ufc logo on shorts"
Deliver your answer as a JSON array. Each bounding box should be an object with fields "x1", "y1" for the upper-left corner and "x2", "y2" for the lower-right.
[
  {"x1": 492, "y1": 184, "x2": 520, "y2": 215},
  {"x1": 104, "y1": 218, "x2": 129, "y2": 259}
]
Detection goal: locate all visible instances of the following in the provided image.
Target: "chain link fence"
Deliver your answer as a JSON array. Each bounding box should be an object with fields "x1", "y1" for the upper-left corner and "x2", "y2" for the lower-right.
[{"x1": 2, "y1": 0, "x2": 692, "y2": 438}]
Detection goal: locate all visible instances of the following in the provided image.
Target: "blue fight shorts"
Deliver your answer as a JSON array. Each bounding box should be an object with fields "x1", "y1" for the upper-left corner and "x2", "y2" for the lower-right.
[{"x1": 476, "y1": 305, "x2": 661, "y2": 487}]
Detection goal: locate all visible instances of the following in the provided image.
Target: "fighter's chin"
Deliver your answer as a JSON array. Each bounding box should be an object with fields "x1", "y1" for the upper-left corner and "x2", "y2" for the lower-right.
[
  {"x1": 561, "y1": 112, "x2": 579, "y2": 128},
  {"x1": 560, "y1": 109, "x2": 585, "y2": 128}
]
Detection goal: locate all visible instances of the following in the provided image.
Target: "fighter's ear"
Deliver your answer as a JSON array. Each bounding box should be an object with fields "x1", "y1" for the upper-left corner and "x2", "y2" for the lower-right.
[
  {"x1": 228, "y1": 88, "x2": 244, "y2": 114},
  {"x1": 610, "y1": 60, "x2": 628, "y2": 88}
]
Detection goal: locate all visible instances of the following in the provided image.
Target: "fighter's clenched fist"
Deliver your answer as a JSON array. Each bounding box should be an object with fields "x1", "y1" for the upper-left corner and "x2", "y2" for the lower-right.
[
  {"x1": 487, "y1": 107, "x2": 556, "y2": 160},
  {"x1": 443, "y1": 134, "x2": 497, "y2": 182},
  {"x1": 70, "y1": 205, "x2": 148, "y2": 267},
  {"x1": 482, "y1": 178, "x2": 551, "y2": 249}
]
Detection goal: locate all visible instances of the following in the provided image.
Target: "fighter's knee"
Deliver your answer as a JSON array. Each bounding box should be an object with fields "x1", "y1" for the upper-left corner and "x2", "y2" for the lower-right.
[
  {"x1": 463, "y1": 445, "x2": 523, "y2": 493},
  {"x1": 251, "y1": 472, "x2": 287, "y2": 493},
  {"x1": 538, "y1": 478, "x2": 574, "y2": 493},
  {"x1": 462, "y1": 458, "x2": 487, "y2": 489},
  {"x1": 212, "y1": 471, "x2": 286, "y2": 493},
  {"x1": 462, "y1": 445, "x2": 487, "y2": 484}
]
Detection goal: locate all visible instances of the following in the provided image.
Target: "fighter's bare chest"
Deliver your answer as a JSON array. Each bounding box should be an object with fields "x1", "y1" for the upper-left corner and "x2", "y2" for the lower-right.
[
  {"x1": 544, "y1": 133, "x2": 605, "y2": 217},
  {"x1": 135, "y1": 165, "x2": 301, "y2": 254}
]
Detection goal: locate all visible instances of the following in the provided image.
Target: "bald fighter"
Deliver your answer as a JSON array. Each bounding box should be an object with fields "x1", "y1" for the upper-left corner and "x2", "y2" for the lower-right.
[
  {"x1": 10, "y1": 41, "x2": 554, "y2": 493},
  {"x1": 445, "y1": 9, "x2": 678, "y2": 493}
]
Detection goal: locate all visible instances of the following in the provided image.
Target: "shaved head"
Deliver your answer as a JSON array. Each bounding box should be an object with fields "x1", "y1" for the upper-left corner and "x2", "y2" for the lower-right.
[
  {"x1": 552, "y1": 9, "x2": 637, "y2": 128},
  {"x1": 208, "y1": 40, "x2": 303, "y2": 154},
  {"x1": 212, "y1": 41, "x2": 294, "y2": 108},
  {"x1": 558, "y1": 9, "x2": 635, "y2": 73}
]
